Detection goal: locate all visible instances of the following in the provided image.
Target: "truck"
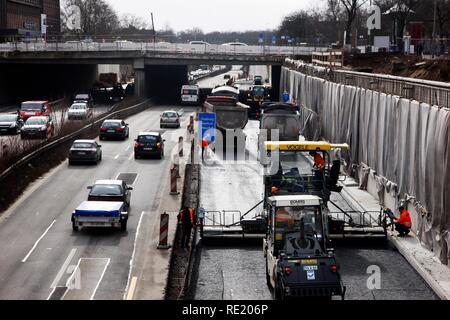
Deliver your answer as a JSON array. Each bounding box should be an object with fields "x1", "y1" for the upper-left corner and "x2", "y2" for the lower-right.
[
  {"x1": 71, "y1": 201, "x2": 128, "y2": 232},
  {"x1": 203, "y1": 85, "x2": 250, "y2": 146},
  {"x1": 246, "y1": 85, "x2": 271, "y2": 119},
  {"x1": 258, "y1": 103, "x2": 301, "y2": 159}
]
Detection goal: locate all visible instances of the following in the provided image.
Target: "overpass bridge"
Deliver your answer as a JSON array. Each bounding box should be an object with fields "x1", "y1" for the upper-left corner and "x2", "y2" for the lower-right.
[{"x1": 0, "y1": 42, "x2": 324, "y2": 101}]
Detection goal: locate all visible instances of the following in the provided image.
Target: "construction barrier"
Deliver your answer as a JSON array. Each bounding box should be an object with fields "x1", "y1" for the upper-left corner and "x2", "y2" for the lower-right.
[
  {"x1": 170, "y1": 165, "x2": 179, "y2": 195},
  {"x1": 157, "y1": 213, "x2": 171, "y2": 250},
  {"x1": 188, "y1": 116, "x2": 194, "y2": 133},
  {"x1": 178, "y1": 136, "x2": 184, "y2": 157}
]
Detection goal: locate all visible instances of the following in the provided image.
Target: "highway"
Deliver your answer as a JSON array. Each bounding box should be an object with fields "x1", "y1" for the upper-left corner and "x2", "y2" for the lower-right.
[
  {"x1": 0, "y1": 104, "x2": 112, "y2": 161},
  {"x1": 191, "y1": 120, "x2": 438, "y2": 300},
  {"x1": 0, "y1": 103, "x2": 196, "y2": 300}
]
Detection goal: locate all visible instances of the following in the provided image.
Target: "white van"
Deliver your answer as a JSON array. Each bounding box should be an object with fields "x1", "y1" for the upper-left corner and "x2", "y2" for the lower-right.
[{"x1": 181, "y1": 85, "x2": 200, "y2": 105}]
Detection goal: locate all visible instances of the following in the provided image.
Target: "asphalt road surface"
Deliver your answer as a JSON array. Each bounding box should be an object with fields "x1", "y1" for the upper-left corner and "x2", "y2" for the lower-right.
[
  {"x1": 192, "y1": 120, "x2": 438, "y2": 300},
  {"x1": 0, "y1": 104, "x2": 197, "y2": 300}
]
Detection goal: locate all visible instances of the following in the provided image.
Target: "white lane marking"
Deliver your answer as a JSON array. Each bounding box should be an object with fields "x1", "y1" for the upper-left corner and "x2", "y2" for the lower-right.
[
  {"x1": 63, "y1": 257, "x2": 82, "y2": 298},
  {"x1": 114, "y1": 154, "x2": 120, "y2": 160},
  {"x1": 125, "y1": 277, "x2": 138, "y2": 300},
  {"x1": 90, "y1": 258, "x2": 111, "y2": 300},
  {"x1": 49, "y1": 248, "x2": 78, "y2": 289},
  {"x1": 124, "y1": 145, "x2": 131, "y2": 152},
  {"x1": 128, "y1": 152, "x2": 135, "y2": 161},
  {"x1": 123, "y1": 211, "x2": 145, "y2": 300},
  {"x1": 22, "y1": 219, "x2": 57, "y2": 263}
]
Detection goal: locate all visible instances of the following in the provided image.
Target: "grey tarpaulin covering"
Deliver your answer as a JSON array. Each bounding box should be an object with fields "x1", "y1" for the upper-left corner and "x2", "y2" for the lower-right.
[{"x1": 281, "y1": 67, "x2": 450, "y2": 264}]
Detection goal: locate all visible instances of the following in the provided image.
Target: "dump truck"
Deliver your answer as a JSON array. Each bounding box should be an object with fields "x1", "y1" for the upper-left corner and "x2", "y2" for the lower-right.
[{"x1": 203, "y1": 85, "x2": 250, "y2": 146}]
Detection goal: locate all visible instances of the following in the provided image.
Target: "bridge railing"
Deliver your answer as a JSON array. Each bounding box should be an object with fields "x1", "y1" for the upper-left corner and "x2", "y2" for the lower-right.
[{"x1": 0, "y1": 41, "x2": 327, "y2": 56}]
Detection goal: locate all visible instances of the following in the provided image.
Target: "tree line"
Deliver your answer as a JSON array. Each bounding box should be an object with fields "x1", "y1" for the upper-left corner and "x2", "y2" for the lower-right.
[{"x1": 60, "y1": 0, "x2": 450, "y2": 47}]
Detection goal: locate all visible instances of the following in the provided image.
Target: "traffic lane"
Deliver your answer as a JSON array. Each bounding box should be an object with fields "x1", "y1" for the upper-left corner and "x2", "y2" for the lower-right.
[
  {"x1": 334, "y1": 238, "x2": 438, "y2": 300},
  {"x1": 194, "y1": 245, "x2": 271, "y2": 300},
  {"x1": 0, "y1": 104, "x2": 195, "y2": 299},
  {"x1": 197, "y1": 65, "x2": 243, "y2": 89}
]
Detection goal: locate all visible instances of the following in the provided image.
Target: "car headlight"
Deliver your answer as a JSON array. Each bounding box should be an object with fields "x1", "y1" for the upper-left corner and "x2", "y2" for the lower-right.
[
  {"x1": 40, "y1": 126, "x2": 46, "y2": 131},
  {"x1": 10, "y1": 123, "x2": 16, "y2": 128}
]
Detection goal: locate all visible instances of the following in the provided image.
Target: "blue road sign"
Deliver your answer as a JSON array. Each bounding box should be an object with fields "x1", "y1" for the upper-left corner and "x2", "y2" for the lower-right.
[
  {"x1": 272, "y1": 35, "x2": 276, "y2": 44},
  {"x1": 198, "y1": 112, "x2": 216, "y2": 143},
  {"x1": 258, "y1": 32, "x2": 264, "y2": 43}
]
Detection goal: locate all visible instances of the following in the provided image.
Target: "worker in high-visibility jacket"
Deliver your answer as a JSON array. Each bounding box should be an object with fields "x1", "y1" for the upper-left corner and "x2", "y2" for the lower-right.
[
  {"x1": 201, "y1": 137, "x2": 209, "y2": 160},
  {"x1": 178, "y1": 207, "x2": 195, "y2": 248},
  {"x1": 394, "y1": 206, "x2": 412, "y2": 237}
]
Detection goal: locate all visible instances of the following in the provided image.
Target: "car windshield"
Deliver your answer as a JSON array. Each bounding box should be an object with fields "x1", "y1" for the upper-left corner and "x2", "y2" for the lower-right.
[
  {"x1": 262, "y1": 116, "x2": 300, "y2": 139},
  {"x1": 274, "y1": 206, "x2": 323, "y2": 237},
  {"x1": 90, "y1": 184, "x2": 122, "y2": 196},
  {"x1": 26, "y1": 118, "x2": 46, "y2": 125},
  {"x1": 0, "y1": 115, "x2": 16, "y2": 122},
  {"x1": 102, "y1": 121, "x2": 121, "y2": 128},
  {"x1": 253, "y1": 87, "x2": 266, "y2": 96},
  {"x1": 138, "y1": 135, "x2": 158, "y2": 143},
  {"x1": 73, "y1": 142, "x2": 94, "y2": 149},
  {"x1": 70, "y1": 104, "x2": 86, "y2": 110},
  {"x1": 21, "y1": 103, "x2": 43, "y2": 111},
  {"x1": 75, "y1": 95, "x2": 89, "y2": 100},
  {"x1": 163, "y1": 112, "x2": 177, "y2": 118}
]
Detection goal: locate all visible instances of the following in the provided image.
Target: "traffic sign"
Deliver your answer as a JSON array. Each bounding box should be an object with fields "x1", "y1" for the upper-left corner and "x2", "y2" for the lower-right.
[
  {"x1": 198, "y1": 113, "x2": 216, "y2": 143},
  {"x1": 272, "y1": 35, "x2": 276, "y2": 44},
  {"x1": 258, "y1": 32, "x2": 264, "y2": 43}
]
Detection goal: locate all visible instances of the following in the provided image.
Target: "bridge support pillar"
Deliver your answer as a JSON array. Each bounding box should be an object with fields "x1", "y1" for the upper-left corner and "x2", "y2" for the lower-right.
[{"x1": 133, "y1": 59, "x2": 147, "y2": 98}]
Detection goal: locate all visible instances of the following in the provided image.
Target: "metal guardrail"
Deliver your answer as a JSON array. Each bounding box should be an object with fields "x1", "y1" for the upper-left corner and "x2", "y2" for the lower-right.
[
  {"x1": 0, "y1": 42, "x2": 326, "y2": 56},
  {"x1": 285, "y1": 59, "x2": 450, "y2": 108},
  {"x1": 0, "y1": 99, "x2": 149, "y2": 182}
]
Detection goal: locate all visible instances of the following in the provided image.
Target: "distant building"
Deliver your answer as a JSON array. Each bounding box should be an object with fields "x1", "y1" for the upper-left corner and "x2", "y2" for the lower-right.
[{"x1": 0, "y1": 0, "x2": 60, "y2": 41}]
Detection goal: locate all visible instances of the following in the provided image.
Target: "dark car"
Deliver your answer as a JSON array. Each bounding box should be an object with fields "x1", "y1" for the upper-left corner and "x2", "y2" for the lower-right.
[
  {"x1": 20, "y1": 116, "x2": 54, "y2": 139},
  {"x1": 160, "y1": 110, "x2": 181, "y2": 128},
  {"x1": 0, "y1": 113, "x2": 23, "y2": 135},
  {"x1": 134, "y1": 132, "x2": 165, "y2": 159},
  {"x1": 254, "y1": 75, "x2": 263, "y2": 85},
  {"x1": 99, "y1": 119, "x2": 129, "y2": 140},
  {"x1": 87, "y1": 180, "x2": 132, "y2": 210},
  {"x1": 69, "y1": 139, "x2": 102, "y2": 165}
]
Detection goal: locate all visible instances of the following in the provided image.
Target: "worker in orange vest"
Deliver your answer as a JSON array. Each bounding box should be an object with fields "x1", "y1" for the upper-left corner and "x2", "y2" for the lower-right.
[
  {"x1": 201, "y1": 137, "x2": 209, "y2": 160},
  {"x1": 310, "y1": 151, "x2": 325, "y2": 170},
  {"x1": 394, "y1": 206, "x2": 412, "y2": 237},
  {"x1": 178, "y1": 207, "x2": 195, "y2": 248}
]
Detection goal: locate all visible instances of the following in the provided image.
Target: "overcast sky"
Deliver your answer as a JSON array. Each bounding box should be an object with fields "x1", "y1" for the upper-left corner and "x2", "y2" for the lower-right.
[{"x1": 107, "y1": 0, "x2": 317, "y2": 32}]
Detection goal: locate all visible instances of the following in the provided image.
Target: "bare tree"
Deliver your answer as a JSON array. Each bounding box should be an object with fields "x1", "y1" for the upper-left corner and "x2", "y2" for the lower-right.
[
  {"x1": 326, "y1": 0, "x2": 346, "y2": 43},
  {"x1": 339, "y1": 0, "x2": 369, "y2": 46},
  {"x1": 120, "y1": 14, "x2": 148, "y2": 30},
  {"x1": 62, "y1": 0, "x2": 120, "y2": 37}
]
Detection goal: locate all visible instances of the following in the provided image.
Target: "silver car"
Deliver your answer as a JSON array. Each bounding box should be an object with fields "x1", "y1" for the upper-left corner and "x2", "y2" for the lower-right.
[
  {"x1": 68, "y1": 102, "x2": 92, "y2": 120},
  {"x1": 160, "y1": 111, "x2": 181, "y2": 128}
]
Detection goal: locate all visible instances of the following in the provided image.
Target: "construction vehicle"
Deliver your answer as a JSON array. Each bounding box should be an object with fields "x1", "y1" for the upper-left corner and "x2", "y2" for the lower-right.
[
  {"x1": 262, "y1": 141, "x2": 349, "y2": 299},
  {"x1": 263, "y1": 195, "x2": 345, "y2": 300},
  {"x1": 203, "y1": 86, "x2": 250, "y2": 147},
  {"x1": 263, "y1": 141, "x2": 386, "y2": 238},
  {"x1": 246, "y1": 85, "x2": 271, "y2": 119},
  {"x1": 258, "y1": 103, "x2": 301, "y2": 161}
]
